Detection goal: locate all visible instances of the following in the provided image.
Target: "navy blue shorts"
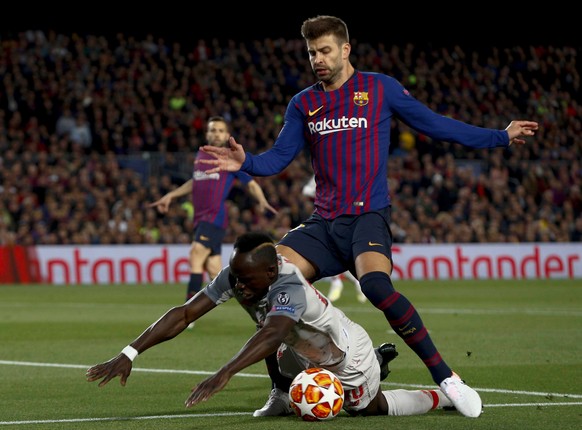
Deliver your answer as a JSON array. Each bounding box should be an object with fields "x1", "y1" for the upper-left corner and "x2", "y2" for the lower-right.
[
  {"x1": 194, "y1": 222, "x2": 226, "y2": 256},
  {"x1": 278, "y1": 207, "x2": 393, "y2": 280}
]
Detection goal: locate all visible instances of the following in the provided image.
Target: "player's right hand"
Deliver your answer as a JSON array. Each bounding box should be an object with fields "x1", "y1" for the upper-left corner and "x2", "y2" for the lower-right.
[
  {"x1": 86, "y1": 354, "x2": 133, "y2": 387},
  {"x1": 148, "y1": 195, "x2": 172, "y2": 213},
  {"x1": 199, "y1": 136, "x2": 245, "y2": 173}
]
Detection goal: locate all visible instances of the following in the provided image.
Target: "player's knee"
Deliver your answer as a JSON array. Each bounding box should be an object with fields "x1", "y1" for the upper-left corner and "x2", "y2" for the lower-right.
[
  {"x1": 359, "y1": 271, "x2": 394, "y2": 305},
  {"x1": 191, "y1": 241, "x2": 210, "y2": 257}
]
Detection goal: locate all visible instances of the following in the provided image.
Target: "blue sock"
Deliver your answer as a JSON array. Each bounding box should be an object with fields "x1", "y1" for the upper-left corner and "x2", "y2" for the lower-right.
[
  {"x1": 360, "y1": 271, "x2": 452, "y2": 384},
  {"x1": 186, "y1": 273, "x2": 203, "y2": 302}
]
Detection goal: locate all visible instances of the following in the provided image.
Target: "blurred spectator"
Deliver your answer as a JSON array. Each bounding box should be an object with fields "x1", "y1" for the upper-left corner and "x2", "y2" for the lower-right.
[
  {"x1": 55, "y1": 107, "x2": 76, "y2": 138},
  {"x1": 69, "y1": 112, "x2": 92, "y2": 149}
]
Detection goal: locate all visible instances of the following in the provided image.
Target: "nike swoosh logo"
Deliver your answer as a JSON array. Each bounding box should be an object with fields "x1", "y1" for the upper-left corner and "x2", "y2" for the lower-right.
[
  {"x1": 368, "y1": 241, "x2": 383, "y2": 247},
  {"x1": 308, "y1": 106, "x2": 324, "y2": 117},
  {"x1": 200, "y1": 235, "x2": 210, "y2": 241}
]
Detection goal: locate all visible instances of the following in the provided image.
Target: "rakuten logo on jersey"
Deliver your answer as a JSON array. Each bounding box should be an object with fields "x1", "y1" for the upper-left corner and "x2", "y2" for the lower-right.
[{"x1": 308, "y1": 116, "x2": 368, "y2": 135}]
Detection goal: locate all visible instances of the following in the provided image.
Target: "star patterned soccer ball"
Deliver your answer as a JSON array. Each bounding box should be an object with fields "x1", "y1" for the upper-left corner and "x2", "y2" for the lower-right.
[{"x1": 289, "y1": 367, "x2": 344, "y2": 421}]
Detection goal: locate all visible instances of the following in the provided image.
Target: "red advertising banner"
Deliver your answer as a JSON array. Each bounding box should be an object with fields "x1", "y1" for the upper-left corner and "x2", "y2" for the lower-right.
[{"x1": 0, "y1": 245, "x2": 41, "y2": 283}]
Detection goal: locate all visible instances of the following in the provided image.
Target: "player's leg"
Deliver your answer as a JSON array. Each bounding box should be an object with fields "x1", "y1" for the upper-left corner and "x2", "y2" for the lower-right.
[
  {"x1": 382, "y1": 389, "x2": 453, "y2": 416},
  {"x1": 187, "y1": 241, "x2": 210, "y2": 301},
  {"x1": 346, "y1": 333, "x2": 449, "y2": 417},
  {"x1": 343, "y1": 270, "x2": 366, "y2": 303},
  {"x1": 275, "y1": 244, "x2": 320, "y2": 280},
  {"x1": 351, "y1": 209, "x2": 482, "y2": 417},
  {"x1": 253, "y1": 345, "x2": 294, "y2": 417},
  {"x1": 186, "y1": 224, "x2": 225, "y2": 330},
  {"x1": 188, "y1": 222, "x2": 225, "y2": 301},
  {"x1": 205, "y1": 254, "x2": 222, "y2": 281},
  {"x1": 327, "y1": 274, "x2": 344, "y2": 301},
  {"x1": 339, "y1": 318, "x2": 391, "y2": 416},
  {"x1": 185, "y1": 241, "x2": 209, "y2": 330}
]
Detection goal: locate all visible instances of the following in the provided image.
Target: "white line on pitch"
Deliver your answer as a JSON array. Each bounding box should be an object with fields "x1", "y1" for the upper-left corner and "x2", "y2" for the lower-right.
[
  {"x1": 2, "y1": 359, "x2": 580, "y2": 399},
  {"x1": 2, "y1": 403, "x2": 582, "y2": 426}
]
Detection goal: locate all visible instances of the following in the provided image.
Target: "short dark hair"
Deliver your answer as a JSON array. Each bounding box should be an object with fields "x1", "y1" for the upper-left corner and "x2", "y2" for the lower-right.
[
  {"x1": 233, "y1": 232, "x2": 277, "y2": 264},
  {"x1": 207, "y1": 115, "x2": 227, "y2": 125},
  {"x1": 301, "y1": 15, "x2": 349, "y2": 44}
]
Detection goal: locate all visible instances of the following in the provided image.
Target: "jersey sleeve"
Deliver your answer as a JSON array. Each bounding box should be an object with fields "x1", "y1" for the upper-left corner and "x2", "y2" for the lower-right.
[
  {"x1": 233, "y1": 170, "x2": 253, "y2": 185},
  {"x1": 383, "y1": 75, "x2": 509, "y2": 149},
  {"x1": 203, "y1": 266, "x2": 235, "y2": 305},
  {"x1": 241, "y1": 98, "x2": 307, "y2": 176},
  {"x1": 265, "y1": 275, "x2": 307, "y2": 322}
]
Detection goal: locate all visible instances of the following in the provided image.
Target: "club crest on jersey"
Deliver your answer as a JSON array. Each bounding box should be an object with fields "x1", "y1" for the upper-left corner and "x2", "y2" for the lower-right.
[{"x1": 353, "y1": 92, "x2": 369, "y2": 107}]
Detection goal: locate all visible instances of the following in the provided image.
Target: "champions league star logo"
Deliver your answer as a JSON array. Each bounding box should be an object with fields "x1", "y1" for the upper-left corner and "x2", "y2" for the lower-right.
[
  {"x1": 273, "y1": 292, "x2": 294, "y2": 314},
  {"x1": 277, "y1": 292, "x2": 290, "y2": 305},
  {"x1": 353, "y1": 92, "x2": 369, "y2": 107}
]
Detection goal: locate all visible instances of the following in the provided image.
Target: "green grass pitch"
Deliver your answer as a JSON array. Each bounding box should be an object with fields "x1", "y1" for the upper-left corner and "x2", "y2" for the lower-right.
[{"x1": 0, "y1": 279, "x2": 580, "y2": 430}]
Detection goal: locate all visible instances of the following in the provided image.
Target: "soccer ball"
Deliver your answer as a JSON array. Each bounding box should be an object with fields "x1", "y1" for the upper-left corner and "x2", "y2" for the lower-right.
[{"x1": 289, "y1": 367, "x2": 344, "y2": 421}]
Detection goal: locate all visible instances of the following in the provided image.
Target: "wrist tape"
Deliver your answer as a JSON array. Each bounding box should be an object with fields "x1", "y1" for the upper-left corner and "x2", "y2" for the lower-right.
[{"x1": 121, "y1": 345, "x2": 138, "y2": 361}]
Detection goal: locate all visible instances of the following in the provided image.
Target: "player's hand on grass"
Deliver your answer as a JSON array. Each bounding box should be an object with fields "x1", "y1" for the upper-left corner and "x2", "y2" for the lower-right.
[
  {"x1": 200, "y1": 136, "x2": 245, "y2": 174},
  {"x1": 185, "y1": 373, "x2": 230, "y2": 408},
  {"x1": 86, "y1": 355, "x2": 133, "y2": 387}
]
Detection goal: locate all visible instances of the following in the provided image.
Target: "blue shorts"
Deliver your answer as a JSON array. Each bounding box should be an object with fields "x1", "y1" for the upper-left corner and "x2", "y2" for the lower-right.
[
  {"x1": 194, "y1": 222, "x2": 226, "y2": 256},
  {"x1": 278, "y1": 207, "x2": 393, "y2": 281}
]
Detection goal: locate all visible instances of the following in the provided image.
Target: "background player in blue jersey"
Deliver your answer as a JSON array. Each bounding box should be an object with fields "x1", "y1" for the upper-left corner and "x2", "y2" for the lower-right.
[
  {"x1": 148, "y1": 116, "x2": 277, "y2": 306},
  {"x1": 200, "y1": 16, "x2": 539, "y2": 418},
  {"x1": 87, "y1": 232, "x2": 454, "y2": 418}
]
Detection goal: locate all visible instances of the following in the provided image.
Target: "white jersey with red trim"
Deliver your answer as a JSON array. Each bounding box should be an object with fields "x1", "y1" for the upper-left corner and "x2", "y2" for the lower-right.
[{"x1": 204, "y1": 254, "x2": 349, "y2": 367}]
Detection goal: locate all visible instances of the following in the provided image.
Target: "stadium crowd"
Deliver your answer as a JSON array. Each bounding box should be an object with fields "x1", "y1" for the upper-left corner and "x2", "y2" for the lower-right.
[{"x1": 0, "y1": 30, "x2": 580, "y2": 246}]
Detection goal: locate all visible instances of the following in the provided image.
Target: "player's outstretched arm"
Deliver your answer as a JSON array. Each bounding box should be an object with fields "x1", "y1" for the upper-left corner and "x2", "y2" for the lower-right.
[
  {"x1": 147, "y1": 180, "x2": 193, "y2": 214},
  {"x1": 86, "y1": 294, "x2": 217, "y2": 388},
  {"x1": 200, "y1": 136, "x2": 245, "y2": 173},
  {"x1": 185, "y1": 315, "x2": 294, "y2": 408},
  {"x1": 247, "y1": 180, "x2": 278, "y2": 215},
  {"x1": 505, "y1": 120, "x2": 539, "y2": 146}
]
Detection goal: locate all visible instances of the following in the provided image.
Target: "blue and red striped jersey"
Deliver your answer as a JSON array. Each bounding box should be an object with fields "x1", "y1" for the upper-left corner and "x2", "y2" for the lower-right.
[
  {"x1": 193, "y1": 150, "x2": 253, "y2": 228},
  {"x1": 241, "y1": 71, "x2": 509, "y2": 219}
]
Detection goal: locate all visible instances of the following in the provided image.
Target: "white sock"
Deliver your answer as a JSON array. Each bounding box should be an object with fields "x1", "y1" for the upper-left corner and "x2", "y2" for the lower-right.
[
  {"x1": 383, "y1": 389, "x2": 449, "y2": 416},
  {"x1": 341, "y1": 271, "x2": 364, "y2": 294},
  {"x1": 330, "y1": 276, "x2": 343, "y2": 290},
  {"x1": 343, "y1": 270, "x2": 357, "y2": 283}
]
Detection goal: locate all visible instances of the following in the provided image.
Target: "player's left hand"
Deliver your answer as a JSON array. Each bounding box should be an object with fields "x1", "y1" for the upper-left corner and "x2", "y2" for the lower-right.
[
  {"x1": 147, "y1": 195, "x2": 172, "y2": 214},
  {"x1": 185, "y1": 373, "x2": 231, "y2": 408},
  {"x1": 505, "y1": 120, "x2": 539, "y2": 146}
]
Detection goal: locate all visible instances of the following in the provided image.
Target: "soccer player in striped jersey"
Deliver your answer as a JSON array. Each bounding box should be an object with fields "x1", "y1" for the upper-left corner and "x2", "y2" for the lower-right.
[
  {"x1": 149, "y1": 116, "x2": 277, "y2": 307},
  {"x1": 200, "y1": 16, "x2": 538, "y2": 418}
]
